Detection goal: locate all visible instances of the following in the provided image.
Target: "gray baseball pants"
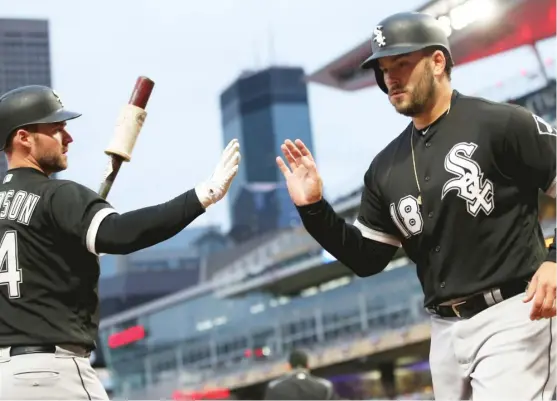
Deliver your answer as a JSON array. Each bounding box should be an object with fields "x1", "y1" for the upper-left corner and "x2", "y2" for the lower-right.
[
  {"x1": 429, "y1": 292, "x2": 557, "y2": 400},
  {"x1": 0, "y1": 344, "x2": 108, "y2": 400}
]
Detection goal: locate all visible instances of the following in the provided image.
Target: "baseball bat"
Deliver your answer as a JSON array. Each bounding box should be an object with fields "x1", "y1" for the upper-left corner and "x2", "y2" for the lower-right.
[{"x1": 98, "y1": 76, "x2": 155, "y2": 199}]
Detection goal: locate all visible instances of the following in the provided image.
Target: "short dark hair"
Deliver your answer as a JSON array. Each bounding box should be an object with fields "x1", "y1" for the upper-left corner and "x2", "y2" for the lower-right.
[{"x1": 288, "y1": 349, "x2": 308, "y2": 369}]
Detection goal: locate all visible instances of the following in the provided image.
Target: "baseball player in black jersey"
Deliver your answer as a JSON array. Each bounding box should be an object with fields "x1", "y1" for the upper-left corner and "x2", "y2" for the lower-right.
[
  {"x1": 0, "y1": 85, "x2": 240, "y2": 400},
  {"x1": 277, "y1": 11, "x2": 556, "y2": 401}
]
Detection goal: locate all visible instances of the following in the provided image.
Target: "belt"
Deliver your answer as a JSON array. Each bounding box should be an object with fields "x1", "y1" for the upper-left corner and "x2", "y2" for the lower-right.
[
  {"x1": 427, "y1": 277, "x2": 530, "y2": 319},
  {"x1": 10, "y1": 345, "x2": 56, "y2": 357}
]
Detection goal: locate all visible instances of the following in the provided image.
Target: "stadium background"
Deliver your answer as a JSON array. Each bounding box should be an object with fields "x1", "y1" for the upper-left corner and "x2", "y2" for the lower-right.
[
  {"x1": 94, "y1": 0, "x2": 555, "y2": 399},
  {"x1": 1, "y1": 0, "x2": 554, "y2": 399},
  {"x1": 99, "y1": 0, "x2": 555, "y2": 399}
]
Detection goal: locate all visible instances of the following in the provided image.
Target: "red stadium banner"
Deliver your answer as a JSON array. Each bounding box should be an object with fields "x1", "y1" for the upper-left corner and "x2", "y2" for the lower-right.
[{"x1": 107, "y1": 325, "x2": 146, "y2": 348}]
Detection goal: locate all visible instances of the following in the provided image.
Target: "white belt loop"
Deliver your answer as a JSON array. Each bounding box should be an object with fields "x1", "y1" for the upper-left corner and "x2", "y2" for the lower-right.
[
  {"x1": 483, "y1": 290, "x2": 497, "y2": 306},
  {"x1": 491, "y1": 288, "x2": 504, "y2": 303},
  {"x1": 0, "y1": 347, "x2": 10, "y2": 359}
]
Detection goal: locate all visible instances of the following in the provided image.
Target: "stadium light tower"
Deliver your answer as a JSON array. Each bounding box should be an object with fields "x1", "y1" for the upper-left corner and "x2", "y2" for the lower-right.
[
  {"x1": 430, "y1": 0, "x2": 553, "y2": 83},
  {"x1": 436, "y1": 0, "x2": 499, "y2": 35}
]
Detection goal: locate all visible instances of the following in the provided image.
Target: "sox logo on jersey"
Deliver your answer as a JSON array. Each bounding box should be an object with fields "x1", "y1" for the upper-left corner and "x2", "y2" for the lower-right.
[
  {"x1": 442, "y1": 142, "x2": 494, "y2": 217},
  {"x1": 389, "y1": 142, "x2": 494, "y2": 239}
]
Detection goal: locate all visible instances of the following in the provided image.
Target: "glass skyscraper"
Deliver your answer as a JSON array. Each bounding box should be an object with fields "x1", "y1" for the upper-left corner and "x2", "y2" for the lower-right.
[
  {"x1": 0, "y1": 18, "x2": 52, "y2": 178},
  {"x1": 220, "y1": 67, "x2": 315, "y2": 241}
]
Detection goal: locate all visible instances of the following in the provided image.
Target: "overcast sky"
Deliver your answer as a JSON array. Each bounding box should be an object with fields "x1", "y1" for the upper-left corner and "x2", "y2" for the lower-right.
[{"x1": 2, "y1": 0, "x2": 555, "y2": 231}]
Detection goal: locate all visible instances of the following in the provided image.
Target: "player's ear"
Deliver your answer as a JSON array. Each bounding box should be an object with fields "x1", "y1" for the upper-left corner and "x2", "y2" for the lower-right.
[
  {"x1": 431, "y1": 49, "x2": 446, "y2": 78},
  {"x1": 13, "y1": 127, "x2": 35, "y2": 150}
]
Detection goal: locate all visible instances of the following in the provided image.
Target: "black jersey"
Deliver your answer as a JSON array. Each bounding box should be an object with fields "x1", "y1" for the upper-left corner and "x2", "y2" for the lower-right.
[
  {"x1": 356, "y1": 90, "x2": 556, "y2": 306},
  {"x1": 264, "y1": 369, "x2": 339, "y2": 400},
  {"x1": 0, "y1": 167, "x2": 116, "y2": 349}
]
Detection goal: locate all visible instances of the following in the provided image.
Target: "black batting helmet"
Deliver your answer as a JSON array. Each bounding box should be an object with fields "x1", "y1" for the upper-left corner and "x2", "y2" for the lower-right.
[
  {"x1": 0, "y1": 85, "x2": 81, "y2": 150},
  {"x1": 360, "y1": 12, "x2": 454, "y2": 94}
]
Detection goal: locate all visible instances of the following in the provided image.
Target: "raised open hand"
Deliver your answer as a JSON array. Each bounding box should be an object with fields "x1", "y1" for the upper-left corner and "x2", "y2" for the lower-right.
[{"x1": 276, "y1": 139, "x2": 323, "y2": 207}]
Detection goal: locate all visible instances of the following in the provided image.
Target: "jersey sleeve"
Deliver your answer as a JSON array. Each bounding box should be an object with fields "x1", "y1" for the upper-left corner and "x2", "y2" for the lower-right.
[
  {"x1": 503, "y1": 106, "x2": 557, "y2": 197},
  {"x1": 48, "y1": 182, "x2": 118, "y2": 255},
  {"x1": 354, "y1": 160, "x2": 401, "y2": 247}
]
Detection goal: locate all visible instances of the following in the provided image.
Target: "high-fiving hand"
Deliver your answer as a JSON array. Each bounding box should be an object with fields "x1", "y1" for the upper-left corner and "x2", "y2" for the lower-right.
[
  {"x1": 196, "y1": 139, "x2": 241, "y2": 208},
  {"x1": 276, "y1": 139, "x2": 323, "y2": 207}
]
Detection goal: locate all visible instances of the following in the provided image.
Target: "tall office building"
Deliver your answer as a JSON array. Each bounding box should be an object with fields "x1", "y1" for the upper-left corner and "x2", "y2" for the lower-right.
[
  {"x1": 220, "y1": 66, "x2": 315, "y2": 241},
  {"x1": 0, "y1": 18, "x2": 52, "y2": 177}
]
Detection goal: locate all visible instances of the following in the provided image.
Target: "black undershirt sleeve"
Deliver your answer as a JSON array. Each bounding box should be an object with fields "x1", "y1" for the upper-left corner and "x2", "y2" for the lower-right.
[
  {"x1": 95, "y1": 188, "x2": 205, "y2": 255},
  {"x1": 296, "y1": 198, "x2": 398, "y2": 277}
]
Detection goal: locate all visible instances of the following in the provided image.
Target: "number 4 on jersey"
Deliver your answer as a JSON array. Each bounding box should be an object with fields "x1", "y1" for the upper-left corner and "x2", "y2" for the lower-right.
[
  {"x1": 0, "y1": 231, "x2": 22, "y2": 299},
  {"x1": 389, "y1": 195, "x2": 424, "y2": 238}
]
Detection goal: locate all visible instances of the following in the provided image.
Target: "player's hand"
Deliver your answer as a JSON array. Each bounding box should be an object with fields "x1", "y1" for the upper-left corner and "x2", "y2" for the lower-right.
[
  {"x1": 523, "y1": 261, "x2": 556, "y2": 320},
  {"x1": 195, "y1": 139, "x2": 241, "y2": 208},
  {"x1": 276, "y1": 139, "x2": 323, "y2": 206}
]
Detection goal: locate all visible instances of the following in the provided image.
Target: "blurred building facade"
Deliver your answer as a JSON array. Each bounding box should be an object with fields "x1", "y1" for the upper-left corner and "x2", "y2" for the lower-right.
[
  {"x1": 0, "y1": 18, "x2": 52, "y2": 178},
  {"x1": 220, "y1": 66, "x2": 315, "y2": 242},
  {"x1": 509, "y1": 78, "x2": 556, "y2": 125},
  {"x1": 97, "y1": 192, "x2": 412, "y2": 398},
  {"x1": 99, "y1": 225, "x2": 229, "y2": 319}
]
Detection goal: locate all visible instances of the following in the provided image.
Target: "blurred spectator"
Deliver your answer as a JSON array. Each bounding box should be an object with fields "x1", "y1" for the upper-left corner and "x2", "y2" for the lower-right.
[{"x1": 263, "y1": 349, "x2": 340, "y2": 400}]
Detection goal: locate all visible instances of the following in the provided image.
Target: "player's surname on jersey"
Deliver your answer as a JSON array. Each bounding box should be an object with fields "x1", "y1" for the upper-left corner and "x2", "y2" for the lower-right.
[{"x1": 0, "y1": 190, "x2": 40, "y2": 225}]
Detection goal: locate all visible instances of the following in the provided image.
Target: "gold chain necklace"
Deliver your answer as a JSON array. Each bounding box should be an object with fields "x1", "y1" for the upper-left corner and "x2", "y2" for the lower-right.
[{"x1": 410, "y1": 105, "x2": 451, "y2": 207}]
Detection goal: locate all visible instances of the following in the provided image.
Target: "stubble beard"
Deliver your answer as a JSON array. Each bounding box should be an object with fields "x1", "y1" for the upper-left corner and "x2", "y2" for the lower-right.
[
  {"x1": 392, "y1": 64, "x2": 436, "y2": 117},
  {"x1": 39, "y1": 150, "x2": 67, "y2": 175}
]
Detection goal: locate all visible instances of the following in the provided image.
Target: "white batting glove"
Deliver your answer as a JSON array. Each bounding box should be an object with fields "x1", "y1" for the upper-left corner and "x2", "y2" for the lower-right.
[{"x1": 195, "y1": 139, "x2": 241, "y2": 208}]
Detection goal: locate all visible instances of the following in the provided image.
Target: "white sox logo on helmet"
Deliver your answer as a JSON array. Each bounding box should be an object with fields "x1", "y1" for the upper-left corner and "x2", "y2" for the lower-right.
[
  {"x1": 373, "y1": 25, "x2": 386, "y2": 47},
  {"x1": 52, "y1": 90, "x2": 64, "y2": 107}
]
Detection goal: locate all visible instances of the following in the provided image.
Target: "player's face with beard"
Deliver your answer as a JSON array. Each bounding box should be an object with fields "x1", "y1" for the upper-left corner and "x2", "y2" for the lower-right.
[
  {"x1": 31, "y1": 123, "x2": 73, "y2": 175},
  {"x1": 379, "y1": 51, "x2": 436, "y2": 117}
]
